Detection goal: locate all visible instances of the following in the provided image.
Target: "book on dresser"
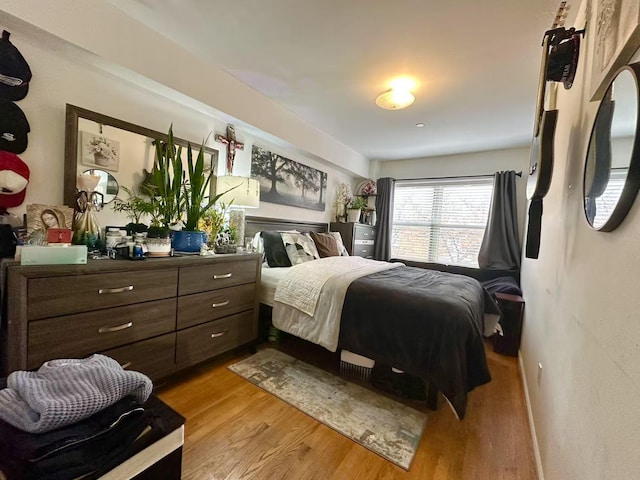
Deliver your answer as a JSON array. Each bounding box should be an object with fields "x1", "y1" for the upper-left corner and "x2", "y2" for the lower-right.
[
  {"x1": 329, "y1": 222, "x2": 375, "y2": 259},
  {"x1": 0, "y1": 253, "x2": 262, "y2": 379}
]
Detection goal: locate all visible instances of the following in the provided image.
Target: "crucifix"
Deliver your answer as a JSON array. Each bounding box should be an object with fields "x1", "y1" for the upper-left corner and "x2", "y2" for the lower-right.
[{"x1": 215, "y1": 124, "x2": 244, "y2": 175}]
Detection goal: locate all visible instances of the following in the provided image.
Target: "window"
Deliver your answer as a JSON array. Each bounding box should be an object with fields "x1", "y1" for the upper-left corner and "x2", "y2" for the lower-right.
[
  {"x1": 391, "y1": 177, "x2": 494, "y2": 267},
  {"x1": 588, "y1": 168, "x2": 626, "y2": 227}
]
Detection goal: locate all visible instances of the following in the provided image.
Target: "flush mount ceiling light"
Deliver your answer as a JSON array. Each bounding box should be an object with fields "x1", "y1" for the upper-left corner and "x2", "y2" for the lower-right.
[{"x1": 375, "y1": 88, "x2": 415, "y2": 110}]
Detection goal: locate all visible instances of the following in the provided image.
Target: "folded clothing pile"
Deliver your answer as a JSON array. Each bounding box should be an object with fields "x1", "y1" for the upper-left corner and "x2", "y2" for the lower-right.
[{"x1": 0, "y1": 354, "x2": 163, "y2": 480}]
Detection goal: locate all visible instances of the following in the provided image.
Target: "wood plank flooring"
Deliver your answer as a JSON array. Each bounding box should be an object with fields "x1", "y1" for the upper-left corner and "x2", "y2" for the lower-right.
[{"x1": 156, "y1": 341, "x2": 537, "y2": 480}]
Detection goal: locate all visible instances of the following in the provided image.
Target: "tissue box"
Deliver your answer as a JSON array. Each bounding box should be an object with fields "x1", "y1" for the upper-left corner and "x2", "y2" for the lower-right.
[{"x1": 20, "y1": 245, "x2": 88, "y2": 265}]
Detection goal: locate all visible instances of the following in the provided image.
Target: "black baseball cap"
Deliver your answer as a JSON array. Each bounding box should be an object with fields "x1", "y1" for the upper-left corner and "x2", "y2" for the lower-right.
[
  {"x1": 0, "y1": 101, "x2": 30, "y2": 154},
  {"x1": 0, "y1": 30, "x2": 32, "y2": 101}
]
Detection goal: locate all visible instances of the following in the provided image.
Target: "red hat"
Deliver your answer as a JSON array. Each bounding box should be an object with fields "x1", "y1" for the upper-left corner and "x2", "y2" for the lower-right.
[{"x1": 0, "y1": 150, "x2": 29, "y2": 208}]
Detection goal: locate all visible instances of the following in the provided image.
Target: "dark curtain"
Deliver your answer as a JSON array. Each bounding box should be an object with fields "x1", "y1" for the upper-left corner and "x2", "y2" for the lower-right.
[
  {"x1": 478, "y1": 170, "x2": 520, "y2": 270},
  {"x1": 373, "y1": 177, "x2": 395, "y2": 261}
]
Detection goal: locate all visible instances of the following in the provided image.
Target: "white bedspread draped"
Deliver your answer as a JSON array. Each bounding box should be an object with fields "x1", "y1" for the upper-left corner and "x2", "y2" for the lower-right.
[{"x1": 273, "y1": 257, "x2": 400, "y2": 351}]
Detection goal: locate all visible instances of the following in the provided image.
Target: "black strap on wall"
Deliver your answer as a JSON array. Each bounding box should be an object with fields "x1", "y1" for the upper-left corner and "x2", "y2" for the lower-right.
[{"x1": 525, "y1": 198, "x2": 543, "y2": 259}]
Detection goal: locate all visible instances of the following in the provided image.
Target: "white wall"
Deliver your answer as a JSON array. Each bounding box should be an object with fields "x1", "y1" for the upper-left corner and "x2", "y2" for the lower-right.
[
  {"x1": 375, "y1": 147, "x2": 531, "y2": 238},
  {"x1": 519, "y1": 2, "x2": 640, "y2": 479},
  {"x1": 0, "y1": 2, "x2": 358, "y2": 227}
]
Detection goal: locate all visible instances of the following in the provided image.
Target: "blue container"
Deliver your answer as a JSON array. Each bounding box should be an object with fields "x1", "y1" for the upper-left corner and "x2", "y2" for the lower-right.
[{"x1": 172, "y1": 230, "x2": 206, "y2": 253}]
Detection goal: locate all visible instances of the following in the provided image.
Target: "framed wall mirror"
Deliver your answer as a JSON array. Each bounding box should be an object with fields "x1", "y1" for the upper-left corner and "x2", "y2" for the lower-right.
[
  {"x1": 63, "y1": 104, "x2": 219, "y2": 214},
  {"x1": 583, "y1": 63, "x2": 640, "y2": 231}
]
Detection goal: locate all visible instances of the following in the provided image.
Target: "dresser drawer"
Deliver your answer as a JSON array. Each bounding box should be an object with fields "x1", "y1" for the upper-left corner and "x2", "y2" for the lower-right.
[
  {"x1": 27, "y1": 298, "x2": 177, "y2": 369},
  {"x1": 27, "y1": 269, "x2": 178, "y2": 320},
  {"x1": 354, "y1": 226, "x2": 375, "y2": 241},
  {"x1": 352, "y1": 244, "x2": 374, "y2": 258},
  {"x1": 175, "y1": 311, "x2": 255, "y2": 366},
  {"x1": 103, "y1": 333, "x2": 176, "y2": 382},
  {"x1": 178, "y1": 260, "x2": 257, "y2": 295},
  {"x1": 177, "y1": 283, "x2": 255, "y2": 329}
]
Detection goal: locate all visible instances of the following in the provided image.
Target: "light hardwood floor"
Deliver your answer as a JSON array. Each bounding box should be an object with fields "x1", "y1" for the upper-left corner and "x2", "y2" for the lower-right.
[{"x1": 157, "y1": 341, "x2": 537, "y2": 480}]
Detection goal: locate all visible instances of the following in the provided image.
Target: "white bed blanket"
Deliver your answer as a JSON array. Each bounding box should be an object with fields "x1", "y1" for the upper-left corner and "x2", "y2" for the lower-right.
[{"x1": 273, "y1": 257, "x2": 400, "y2": 351}]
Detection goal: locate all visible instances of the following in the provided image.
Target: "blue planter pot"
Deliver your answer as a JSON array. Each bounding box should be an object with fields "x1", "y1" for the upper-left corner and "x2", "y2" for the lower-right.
[{"x1": 172, "y1": 230, "x2": 206, "y2": 253}]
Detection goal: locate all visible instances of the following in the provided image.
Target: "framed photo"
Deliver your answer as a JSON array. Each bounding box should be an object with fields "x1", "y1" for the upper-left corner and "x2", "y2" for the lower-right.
[
  {"x1": 80, "y1": 130, "x2": 120, "y2": 172},
  {"x1": 591, "y1": 0, "x2": 640, "y2": 100},
  {"x1": 251, "y1": 145, "x2": 327, "y2": 211},
  {"x1": 25, "y1": 204, "x2": 74, "y2": 245}
]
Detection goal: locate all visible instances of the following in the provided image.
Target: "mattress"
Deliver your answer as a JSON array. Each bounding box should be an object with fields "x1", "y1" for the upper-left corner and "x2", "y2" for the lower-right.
[{"x1": 259, "y1": 266, "x2": 290, "y2": 307}]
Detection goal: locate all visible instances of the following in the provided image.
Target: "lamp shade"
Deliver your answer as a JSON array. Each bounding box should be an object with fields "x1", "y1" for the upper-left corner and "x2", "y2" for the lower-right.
[{"x1": 212, "y1": 175, "x2": 260, "y2": 208}]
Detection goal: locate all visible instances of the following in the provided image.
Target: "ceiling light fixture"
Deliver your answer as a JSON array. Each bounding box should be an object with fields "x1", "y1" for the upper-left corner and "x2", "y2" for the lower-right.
[
  {"x1": 416, "y1": 122, "x2": 425, "y2": 128},
  {"x1": 375, "y1": 88, "x2": 415, "y2": 110}
]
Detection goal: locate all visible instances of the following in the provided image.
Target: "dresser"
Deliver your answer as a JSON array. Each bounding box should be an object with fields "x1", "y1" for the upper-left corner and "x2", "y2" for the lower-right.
[
  {"x1": 329, "y1": 222, "x2": 375, "y2": 258},
  {"x1": 0, "y1": 253, "x2": 261, "y2": 380}
]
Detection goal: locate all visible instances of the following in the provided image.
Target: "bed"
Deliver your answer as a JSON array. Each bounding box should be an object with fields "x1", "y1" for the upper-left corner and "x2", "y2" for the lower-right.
[{"x1": 245, "y1": 216, "x2": 500, "y2": 419}]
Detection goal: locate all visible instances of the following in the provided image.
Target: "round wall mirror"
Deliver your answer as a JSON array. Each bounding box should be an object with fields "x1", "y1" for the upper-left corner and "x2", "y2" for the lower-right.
[
  {"x1": 82, "y1": 169, "x2": 119, "y2": 204},
  {"x1": 583, "y1": 62, "x2": 640, "y2": 231}
]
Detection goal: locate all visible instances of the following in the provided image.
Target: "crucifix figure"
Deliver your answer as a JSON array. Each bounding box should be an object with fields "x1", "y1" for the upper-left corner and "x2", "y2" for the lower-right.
[{"x1": 215, "y1": 124, "x2": 244, "y2": 175}]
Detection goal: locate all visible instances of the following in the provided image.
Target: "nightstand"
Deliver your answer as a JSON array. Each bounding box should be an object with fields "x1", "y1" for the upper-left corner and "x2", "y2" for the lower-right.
[
  {"x1": 493, "y1": 292, "x2": 525, "y2": 357},
  {"x1": 329, "y1": 222, "x2": 375, "y2": 258}
]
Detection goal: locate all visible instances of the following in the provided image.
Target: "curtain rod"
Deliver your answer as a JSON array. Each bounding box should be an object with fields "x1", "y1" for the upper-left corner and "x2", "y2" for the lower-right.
[{"x1": 396, "y1": 171, "x2": 522, "y2": 181}]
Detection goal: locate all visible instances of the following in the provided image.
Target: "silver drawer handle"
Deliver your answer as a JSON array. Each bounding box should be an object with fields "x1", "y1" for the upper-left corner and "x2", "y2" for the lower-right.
[
  {"x1": 98, "y1": 285, "x2": 134, "y2": 294},
  {"x1": 212, "y1": 300, "x2": 230, "y2": 308},
  {"x1": 213, "y1": 273, "x2": 232, "y2": 279},
  {"x1": 98, "y1": 322, "x2": 133, "y2": 333},
  {"x1": 121, "y1": 361, "x2": 133, "y2": 369},
  {"x1": 211, "y1": 330, "x2": 228, "y2": 338}
]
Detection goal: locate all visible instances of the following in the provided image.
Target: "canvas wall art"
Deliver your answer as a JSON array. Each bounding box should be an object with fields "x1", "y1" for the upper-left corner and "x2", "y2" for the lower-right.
[
  {"x1": 80, "y1": 131, "x2": 120, "y2": 172},
  {"x1": 591, "y1": 0, "x2": 640, "y2": 100},
  {"x1": 251, "y1": 145, "x2": 327, "y2": 211}
]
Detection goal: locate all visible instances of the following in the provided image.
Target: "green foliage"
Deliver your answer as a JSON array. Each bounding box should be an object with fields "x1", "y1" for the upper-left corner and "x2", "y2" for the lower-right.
[
  {"x1": 182, "y1": 138, "x2": 215, "y2": 231},
  {"x1": 112, "y1": 185, "x2": 155, "y2": 224},
  {"x1": 349, "y1": 196, "x2": 367, "y2": 209},
  {"x1": 199, "y1": 204, "x2": 229, "y2": 245},
  {"x1": 140, "y1": 125, "x2": 184, "y2": 227}
]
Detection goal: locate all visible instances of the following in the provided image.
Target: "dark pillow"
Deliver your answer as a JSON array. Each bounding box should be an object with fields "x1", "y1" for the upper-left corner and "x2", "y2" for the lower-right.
[
  {"x1": 261, "y1": 231, "x2": 292, "y2": 267},
  {"x1": 310, "y1": 232, "x2": 340, "y2": 257}
]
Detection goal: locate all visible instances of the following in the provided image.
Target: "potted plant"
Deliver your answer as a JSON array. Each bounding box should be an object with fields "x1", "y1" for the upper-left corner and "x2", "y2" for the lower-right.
[
  {"x1": 347, "y1": 196, "x2": 367, "y2": 223},
  {"x1": 141, "y1": 126, "x2": 184, "y2": 230},
  {"x1": 198, "y1": 203, "x2": 230, "y2": 247},
  {"x1": 112, "y1": 185, "x2": 152, "y2": 235},
  {"x1": 147, "y1": 126, "x2": 239, "y2": 252}
]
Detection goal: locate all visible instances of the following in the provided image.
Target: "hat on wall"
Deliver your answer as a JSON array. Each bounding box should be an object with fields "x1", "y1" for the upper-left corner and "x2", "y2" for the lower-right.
[
  {"x1": 546, "y1": 32, "x2": 581, "y2": 90},
  {"x1": 0, "y1": 151, "x2": 30, "y2": 209},
  {"x1": 0, "y1": 100, "x2": 30, "y2": 153},
  {"x1": 0, "y1": 30, "x2": 32, "y2": 101}
]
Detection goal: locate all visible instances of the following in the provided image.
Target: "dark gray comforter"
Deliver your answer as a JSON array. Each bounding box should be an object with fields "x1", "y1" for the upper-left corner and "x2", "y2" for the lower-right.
[{"x1": 339, "y1": 265, "x2": 500, "y2": 419}]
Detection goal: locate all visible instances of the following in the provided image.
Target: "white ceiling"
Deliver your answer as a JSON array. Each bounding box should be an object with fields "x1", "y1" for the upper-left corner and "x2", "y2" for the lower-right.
[{"x1": 109, "y1": 0, "x2": 565, "y2": 162}]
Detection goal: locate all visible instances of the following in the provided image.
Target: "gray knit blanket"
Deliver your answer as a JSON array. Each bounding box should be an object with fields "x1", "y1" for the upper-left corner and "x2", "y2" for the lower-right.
[{"x1": 0, "y1": 354, "x2": 152, "y2": 433}]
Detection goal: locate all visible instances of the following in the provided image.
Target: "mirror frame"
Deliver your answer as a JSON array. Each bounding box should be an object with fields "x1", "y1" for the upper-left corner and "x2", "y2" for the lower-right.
[
  {"x1": 583, "y1": 63, "x2": 640, "y2": 232},
  {"x1": 63, "y1": 104, "x2": 219, "y2": 208}
]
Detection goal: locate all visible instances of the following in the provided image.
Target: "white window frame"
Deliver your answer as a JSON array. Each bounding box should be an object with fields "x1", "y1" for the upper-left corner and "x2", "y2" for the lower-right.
[{"x1": 391, "y1": 176, "x2": 494, "y2": 267}]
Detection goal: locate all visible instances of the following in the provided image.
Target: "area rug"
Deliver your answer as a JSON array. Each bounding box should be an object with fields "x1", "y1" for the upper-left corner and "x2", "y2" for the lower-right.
[{"x1": 228, "y1": 348, "x2": 427, "y2": 470}]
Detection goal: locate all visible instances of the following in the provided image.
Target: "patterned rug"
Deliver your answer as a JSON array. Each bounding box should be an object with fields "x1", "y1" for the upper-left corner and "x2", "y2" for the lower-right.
[{"x1": 228, "y1": 348, "x2": 427, "y2": 470}]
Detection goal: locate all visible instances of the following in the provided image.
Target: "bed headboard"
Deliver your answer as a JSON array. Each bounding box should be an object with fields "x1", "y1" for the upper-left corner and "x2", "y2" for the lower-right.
[{"x1": 245, "y1": 216, "x2": 328, "y2": 239}]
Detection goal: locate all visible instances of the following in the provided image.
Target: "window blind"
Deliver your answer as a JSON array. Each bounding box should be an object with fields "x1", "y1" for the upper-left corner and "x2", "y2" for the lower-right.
[
  {"x1": 591, "y1": 168, "x2": 626, "y2": 226},
  {"x1": 392, "y1": 177, "x2": 494, "y2": 267}
]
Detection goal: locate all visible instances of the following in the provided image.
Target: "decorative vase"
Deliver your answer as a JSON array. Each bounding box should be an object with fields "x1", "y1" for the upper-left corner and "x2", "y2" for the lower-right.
[
  {"x1": 72, "y1": 191, "x2": 102, "y2": 252},
  {"x1": 346, "y1": 208, "x2": 361, "y2": 223},
  {"x1": 172, "y1": 230, "x2": 206, "y2": 253},
  {"x1": 93, "y1": 152, "x2": 109, "y2": 167}
]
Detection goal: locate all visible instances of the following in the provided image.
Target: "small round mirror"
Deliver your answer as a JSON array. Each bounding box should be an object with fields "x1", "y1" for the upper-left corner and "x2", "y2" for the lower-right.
[
  {"x1": 583, "y1": 63, "x2": 640, "y2": 231},
  {"x1": 82, "y1": 169, "x2": 119, "y2": 204}
]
